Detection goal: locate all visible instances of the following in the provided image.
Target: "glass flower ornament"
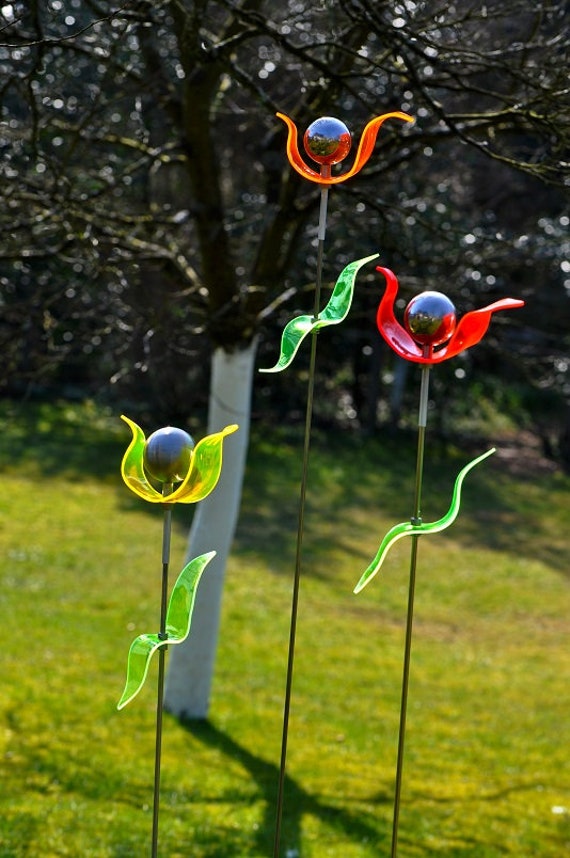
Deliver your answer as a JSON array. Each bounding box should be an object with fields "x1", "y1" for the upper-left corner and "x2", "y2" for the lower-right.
[
  {"x1": 117, "y1": 416, "x2": 237, "y2": 708},
  {"x1": 354, "y1": 267, "x2": 524, "y2": 592},
  {"x1": 120, "y1": 415, "x2": 238, "y2": 503},
  {"x1": 277, "y1": 110, "x2": 414, "y2": 184},
  {"x1": 375, "y1": 266, "x2": 525, "y2": 363}
]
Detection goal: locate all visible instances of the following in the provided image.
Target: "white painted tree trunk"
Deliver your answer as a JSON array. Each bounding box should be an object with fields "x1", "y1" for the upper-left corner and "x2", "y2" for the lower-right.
[{"x1": 164, "y1": 340, "x2": 257, "y2": 719}]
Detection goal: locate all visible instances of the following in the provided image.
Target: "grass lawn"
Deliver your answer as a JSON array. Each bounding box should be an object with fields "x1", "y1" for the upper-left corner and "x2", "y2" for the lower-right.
[{"x1": 0, "y1": 400, "x2": 568, "y2": 857}]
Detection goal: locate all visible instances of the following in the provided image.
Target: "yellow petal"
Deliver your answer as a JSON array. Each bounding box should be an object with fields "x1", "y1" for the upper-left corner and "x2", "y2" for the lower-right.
[
  {"x1": 170, "y1": 424, "x2": 239, "y2": 503},
  {"x1": 120, "y1": 415, "x2": 163, "y2": 503}
]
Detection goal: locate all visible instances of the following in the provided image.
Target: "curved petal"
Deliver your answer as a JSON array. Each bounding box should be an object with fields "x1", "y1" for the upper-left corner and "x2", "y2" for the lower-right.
[
  {"x1": 438, "y1": 298, "x2": 525, "y2": 361},
  {"x1": 120, "y1": 415, "x2": 163, "y2": 502},
  {"x1": 277, "y1": 112, "x2": 322, "y2": 182},
  {"x1": 169, "y1": 424, "x2": 238, "y2": 503},
  {"x1": 375, "y1": 266, "x2": 425, "y2": 361},
  {"x1": 353, "y1": 449, "x2": 495, "y2": 593},
  {"x1": 117, "y1": 551, "x2": 216, "y2": 709},
  {"x1": 329, "y1": 112, "x2": 414, "y2": 185},
  {"x1": 260, "y1": 254, "x2": 379, "y2": 373},
  {"x1": 277, "y1": 111, "x2": 413, "y2": 185}
]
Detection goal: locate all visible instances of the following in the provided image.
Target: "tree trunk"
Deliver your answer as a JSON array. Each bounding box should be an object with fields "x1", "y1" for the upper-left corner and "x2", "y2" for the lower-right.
[{"x1": 164, "y1": 339, "x2": 257, "y2": 719}]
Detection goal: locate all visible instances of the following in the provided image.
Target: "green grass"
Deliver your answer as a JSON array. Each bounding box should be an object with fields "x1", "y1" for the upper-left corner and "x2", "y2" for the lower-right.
[{"x1": 0, "y1": 400, "x2": 569, "y2": 857}]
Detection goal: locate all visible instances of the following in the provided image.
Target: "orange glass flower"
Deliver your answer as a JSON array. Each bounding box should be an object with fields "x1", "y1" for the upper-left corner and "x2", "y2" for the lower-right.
[
  {"x1": 277, "y1": 111, "x2": 414, "y2": 185},
  {"x1": 375, "y1": 266, "x2": 525, "y2": 364}
]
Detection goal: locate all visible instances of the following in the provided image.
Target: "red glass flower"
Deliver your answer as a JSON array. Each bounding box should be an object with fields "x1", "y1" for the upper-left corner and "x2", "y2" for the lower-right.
[{"x1": 375, "y1": 266, "x2": 524, "y2": 363}]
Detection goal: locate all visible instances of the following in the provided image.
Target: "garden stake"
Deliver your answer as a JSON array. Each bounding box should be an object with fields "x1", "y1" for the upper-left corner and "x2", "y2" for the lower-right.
[
  {"x1": 151, "y1": 484, "x2": 173, "y2": 858},
  {"x1": 354, "y1": 276, "x2": 525, "y2": 854},
  {"x1": 262, "y1": 112, "x2": 413, "y2": 857},
  {"x1": 272, "y1": 165, "x2": 329, "y2": 858},
  {"x1": 390, "y1": 358, "x2": 429, "y2": 858},
  {"x1": 117, "y1": 418, "x2": 237, "y2": 856}
]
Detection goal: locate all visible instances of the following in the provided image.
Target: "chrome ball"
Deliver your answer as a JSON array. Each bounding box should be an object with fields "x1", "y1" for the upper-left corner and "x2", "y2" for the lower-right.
[
  {"x1": 404, "y1": 291, "x2": 456, "y2": 347},
  {"x1": 303, "y1": 116, "x2": 351, "y2": 165},
  {"x1": 143, "y1": 426, "x2": 195, "y2": 484}
]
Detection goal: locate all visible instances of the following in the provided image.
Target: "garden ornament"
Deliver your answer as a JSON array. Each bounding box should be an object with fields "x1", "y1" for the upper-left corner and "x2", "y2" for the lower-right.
[
  {"x1": 266, "y1": 109, "x2": 412, "y2": 858},
  {"x1": 118, "y1": 416, "x2": 237, "y2": 858},
  {"x1": 276, "y1": 111, "x2": 413, "y2": 185},
  {"x1": 353, "y1": 276, "x2": 524, "y2": 857},
  {"x1": 375, "y1": 265, "x2": 525, "y2": 363}
]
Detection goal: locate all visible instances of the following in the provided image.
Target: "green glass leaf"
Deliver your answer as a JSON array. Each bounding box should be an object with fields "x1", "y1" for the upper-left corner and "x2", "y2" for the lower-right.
[
  {"x1": 117, "y1": 551, "x2": 216, "y2": 709},
  {"x1": 259, "y1": 254, "x2": 378, "y2": 373},
  {"x1": 354, "y1": 449, "x2": 495, "y2": 594}
]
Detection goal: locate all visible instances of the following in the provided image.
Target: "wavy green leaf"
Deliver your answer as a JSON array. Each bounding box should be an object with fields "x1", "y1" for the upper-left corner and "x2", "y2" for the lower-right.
[
  {"x1": 117, "y1": 551, "x2": 216, "y2": 709},
  {"x1": 354, "y1": 449, "x2": 495, "y2": 594},
  {"x1": 259, "y1": 254, "x2": 378, "y2": 373}
]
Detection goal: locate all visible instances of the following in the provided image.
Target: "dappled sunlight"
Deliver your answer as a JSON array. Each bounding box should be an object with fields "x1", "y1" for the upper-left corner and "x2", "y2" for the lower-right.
[{"x1": 0, "y1": 403, "x2": 568, "y2": 856}]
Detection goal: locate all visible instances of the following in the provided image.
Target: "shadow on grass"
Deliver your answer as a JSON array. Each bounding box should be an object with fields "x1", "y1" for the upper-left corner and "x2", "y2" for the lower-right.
[
  {"x1": 0, "y1": 399, "x2": 127, "y2": 480},
  {"x1": 234, "y1": 425, "x2": 419, "y2": 576},
  {"x1": 182, "y1": 718, "x2": 391, "y2": 856},
  {"x1": 176, "y1": 718, "x2": 547, "y2": 857},
  {"x1": 236, "y1": 425, "x2": 570, "y2": 580},
  {"x1": 2, "y1": 399, "x2": 567, "y2": 580}
]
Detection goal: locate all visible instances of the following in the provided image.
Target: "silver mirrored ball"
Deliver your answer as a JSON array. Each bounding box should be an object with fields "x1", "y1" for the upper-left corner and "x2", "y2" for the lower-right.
[
  {"x1": 143, "y1": 426, "x2": 195, "y2": 484},
  {"x1": 303, "y1": 116, "x2": 351, "y2": 165},
  {"x1": 404, "y1": 291, "x2": 457, "y2": 347}
]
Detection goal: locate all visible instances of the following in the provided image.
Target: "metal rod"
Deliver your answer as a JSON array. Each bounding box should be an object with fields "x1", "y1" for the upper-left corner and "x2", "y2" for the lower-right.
[
  {"x1": 390, "y1": 362, "x2": 430, "y2": 858},
  {"x1": 151, "y1": 485, "x2": 173, "y2": 858},
  {"x1": 273, "y1": 173, "x2": 330, "y2": 858}
]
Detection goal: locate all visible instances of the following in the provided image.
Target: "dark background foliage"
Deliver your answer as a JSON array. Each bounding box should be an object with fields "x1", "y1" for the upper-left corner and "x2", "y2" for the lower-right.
[{"x1": 0, "y1": 0, "x2": 568, "y2": 462}]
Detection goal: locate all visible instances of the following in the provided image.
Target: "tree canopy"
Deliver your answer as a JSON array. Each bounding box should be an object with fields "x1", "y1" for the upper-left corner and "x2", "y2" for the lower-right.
[{"x1": 1, "y1": 0, "x2": 568, "y2": 459}]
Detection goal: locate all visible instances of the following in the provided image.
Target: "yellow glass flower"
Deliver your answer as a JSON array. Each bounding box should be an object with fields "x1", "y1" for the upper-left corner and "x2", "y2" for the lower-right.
[{"x1": 120, "y1": 415, "x2": 238, "y2": 503}]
